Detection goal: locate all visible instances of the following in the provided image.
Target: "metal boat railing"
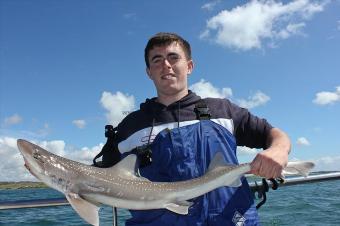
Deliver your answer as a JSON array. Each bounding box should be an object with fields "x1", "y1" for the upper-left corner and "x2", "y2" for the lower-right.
[{"x1": 1, "y1": 172, "x2": 340, "y2": 210}]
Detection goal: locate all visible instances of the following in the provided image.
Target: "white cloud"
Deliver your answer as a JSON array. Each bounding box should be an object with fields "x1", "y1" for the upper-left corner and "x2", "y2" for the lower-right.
[
  {"x1": 190, "y1": 79, "x2": 270, "y2": 109},
  {"x1": 37, "y1": 123, "x2": 50, "y2": 137},
  {"x1": 313, "y1": 86, "x2": 340, "y2": 105},
  {"x1": 237, "y1": 146, "x2": 258, "y2": 155},
  {"x1": 190, "y1": 79, "x2": 232, "y2": 98},
  {"x1": 18, "y1": 123, "x2": 51, "y2": 139},
  {"x1": 100, "y1": 91, "x2": 135, "y2": 127},
  {"x1": 3, "y1": 114, "x2": 22, "y2": 126},
  {"x1": 38, "y1": 140, "x2": 66, "y2": 157},
  {"x1": 237, "y1": 91, "x2": 270, "y2": 109},
  {"x1": 297, "y1": 137, "x2": 311, "y2": 146},
  {"x1": 0, "y1": 136, "x2": 103, "y2": 181},
  {"x1": 276, "y1": 22, "x2": 306, "y2": 39},
  {"x1": 200, "y1": 0, "x2": 328, "y2": 50},
  {"x1": 201, "y1": 0, "x2": 220, "y2": 11},
  {"x1": 72, "y1": 119, "x2": 86, "y2": 129},
  {"x1": 0, "y1": 137, "x2": 32, "y2": 181},
  {"x1": 313, "y1": 155, "x2": 340, "y2": 171},
  {"x1": 24, "y1": 123, "x2": 51, "y2": 138}
]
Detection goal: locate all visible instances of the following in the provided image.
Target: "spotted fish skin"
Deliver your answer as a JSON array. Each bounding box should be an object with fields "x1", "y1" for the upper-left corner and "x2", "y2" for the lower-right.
[{"x1": 17, "y1": 139, "x2": 314, "y2": 226}]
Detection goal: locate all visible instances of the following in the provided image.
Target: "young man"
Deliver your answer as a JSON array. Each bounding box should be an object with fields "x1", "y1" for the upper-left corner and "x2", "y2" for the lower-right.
[{"x1": 103, "y1": 32, "x2": 291, "y2": 225}]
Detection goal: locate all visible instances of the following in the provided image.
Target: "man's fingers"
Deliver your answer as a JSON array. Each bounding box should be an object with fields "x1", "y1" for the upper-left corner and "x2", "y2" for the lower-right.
[{"x1": 250, "y1": 153, "x2": 284, "y2": 178}]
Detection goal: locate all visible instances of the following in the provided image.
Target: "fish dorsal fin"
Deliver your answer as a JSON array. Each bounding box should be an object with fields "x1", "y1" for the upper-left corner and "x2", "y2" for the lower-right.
[
  {"x1": 66, "y1": 193, "x2": 100, "y2": 226},
  {"x1": 282, "y1": 161, "x2": 315, "y2": 177},
  {"x1": 207, "y1": 152, "x2": 228, "y2": 172},
  {"x1": 105, "y1": 154, "x2": 150, "y2": 181},
  {"x1": 108, "y1": 154, "x2": 138, "y2": 179}
]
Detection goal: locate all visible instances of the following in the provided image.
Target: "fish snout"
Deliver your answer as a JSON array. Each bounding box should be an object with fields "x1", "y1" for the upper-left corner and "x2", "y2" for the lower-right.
[
  {"x1": 17, "y1": 139, "x2": 45, "y2": 179},
  {"x1": 17, "y1": 139, "x2": 35, "y2": 156}
]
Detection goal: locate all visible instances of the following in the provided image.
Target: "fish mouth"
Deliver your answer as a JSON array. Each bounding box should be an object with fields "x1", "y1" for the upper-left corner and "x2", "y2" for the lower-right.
[{"x1": 24, "y1": 160, "x2": 33, "y2": 174}]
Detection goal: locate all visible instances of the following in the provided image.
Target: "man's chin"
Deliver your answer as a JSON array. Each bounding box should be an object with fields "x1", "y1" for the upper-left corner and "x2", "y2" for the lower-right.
[{"x1": 158, "y1": 87, "x2": 188, "y2": 96}]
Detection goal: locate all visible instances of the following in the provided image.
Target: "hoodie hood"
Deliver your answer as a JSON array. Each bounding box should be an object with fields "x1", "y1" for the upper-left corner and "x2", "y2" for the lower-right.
[
  {"x1": 139, "y1": 90, "x2": 202, "y2": 125},
  {"x1": 140, "y1": 90, "x2": 201, "y2": 114}
]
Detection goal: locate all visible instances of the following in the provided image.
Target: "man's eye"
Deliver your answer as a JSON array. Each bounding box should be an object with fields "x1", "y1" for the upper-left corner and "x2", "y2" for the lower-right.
[
  {"x1": 152, "y1": 58, "x2": 162, "y2": 64},
  {"x1": 169, "y1": 55, "x2": 180, "y2": 61}
]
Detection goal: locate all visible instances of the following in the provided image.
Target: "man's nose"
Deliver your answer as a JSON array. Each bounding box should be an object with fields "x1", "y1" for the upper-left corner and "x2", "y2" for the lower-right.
[{"x1": 163, "y1": 58, "x2": 172, "y2": 68}]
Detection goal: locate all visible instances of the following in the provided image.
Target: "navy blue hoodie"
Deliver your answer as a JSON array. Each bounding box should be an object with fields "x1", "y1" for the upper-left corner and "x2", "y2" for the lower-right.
[{"x1": 114, "y1": 90, "x2": 272, "y2": 156}]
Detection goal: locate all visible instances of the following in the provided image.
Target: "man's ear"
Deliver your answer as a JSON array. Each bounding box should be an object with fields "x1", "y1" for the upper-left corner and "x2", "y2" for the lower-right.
[
  {"x1": 187, "y1": 60, "x2": 194, "y2": 75},
  {"x1": 146, "y1": 67, "x2": 152, "y2": 79}
]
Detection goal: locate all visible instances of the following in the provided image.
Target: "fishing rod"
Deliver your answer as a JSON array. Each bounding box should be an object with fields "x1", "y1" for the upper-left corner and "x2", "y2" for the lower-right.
[{"x1": 249, "y1": 171, "x2": 340, "y2": 209}]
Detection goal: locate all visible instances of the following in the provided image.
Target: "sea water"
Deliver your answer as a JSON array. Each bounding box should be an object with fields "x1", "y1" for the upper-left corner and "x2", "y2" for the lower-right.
[{"x1": 0, "y1": 180, "x2": 340, "y2": 226}]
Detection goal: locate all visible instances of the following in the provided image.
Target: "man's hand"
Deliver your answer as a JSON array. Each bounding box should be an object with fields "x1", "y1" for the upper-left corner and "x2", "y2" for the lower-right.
[{"x1": 249, "y1": 128, "x2": 291, "y2": 179}]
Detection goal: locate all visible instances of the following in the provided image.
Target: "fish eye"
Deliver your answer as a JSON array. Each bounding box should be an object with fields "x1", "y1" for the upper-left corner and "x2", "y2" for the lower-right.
[{"x1": 33, "y1": 151, "x2": 45, "y2": 164}]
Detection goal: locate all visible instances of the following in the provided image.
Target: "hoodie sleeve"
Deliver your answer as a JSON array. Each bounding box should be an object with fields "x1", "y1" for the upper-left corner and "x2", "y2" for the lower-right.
[{"x1": 226, "y1": 99, "x2": 273, "y2": 149}]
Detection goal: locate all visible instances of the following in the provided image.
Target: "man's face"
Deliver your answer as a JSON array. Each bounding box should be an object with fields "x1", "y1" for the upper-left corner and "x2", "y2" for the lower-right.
[{"x1": 146, "y1": 42, "x2": 193, "y2": 99}]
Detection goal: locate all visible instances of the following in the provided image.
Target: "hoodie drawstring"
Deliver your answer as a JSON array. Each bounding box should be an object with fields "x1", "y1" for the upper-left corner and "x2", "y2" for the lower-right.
[{"x1": 178, "y1": 101, "x2": 181, "y2": 128}]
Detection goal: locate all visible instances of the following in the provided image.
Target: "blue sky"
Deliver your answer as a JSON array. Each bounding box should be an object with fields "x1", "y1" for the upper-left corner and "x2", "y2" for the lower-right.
[{"x1": 1, "y1": 0, "x2": 340, "y2": 181}]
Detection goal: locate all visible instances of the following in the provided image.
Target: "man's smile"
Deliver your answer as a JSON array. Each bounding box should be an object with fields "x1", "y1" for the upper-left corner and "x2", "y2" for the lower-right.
[{"x1": 161, "y1": 73, "x2": 176, "y2": 80}]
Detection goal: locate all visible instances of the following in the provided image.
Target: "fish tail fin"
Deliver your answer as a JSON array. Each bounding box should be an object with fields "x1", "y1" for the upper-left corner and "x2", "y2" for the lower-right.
[{"x1": 282, "y1": 161, "x2": 315, "y2": 177}]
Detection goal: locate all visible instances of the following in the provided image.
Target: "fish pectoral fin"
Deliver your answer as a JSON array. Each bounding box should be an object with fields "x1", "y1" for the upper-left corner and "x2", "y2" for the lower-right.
[
  {"x1": 226, "y1": 177, "x2": 242, "y2": 187},
  {"x1": 66, "y1": 193, "x2": 100, "y2": 226},
  {"x1": 177, "y1": 200, "x2": 194, "y2": 207},
  {"x1": 165, "y1": 201, "x2": 193, "y2": 215}
]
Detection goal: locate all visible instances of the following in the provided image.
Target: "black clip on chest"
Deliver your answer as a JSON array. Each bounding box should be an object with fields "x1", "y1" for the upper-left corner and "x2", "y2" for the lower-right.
[{"x1": 194, "y1": 100, "x2": 211, "y2": 120}]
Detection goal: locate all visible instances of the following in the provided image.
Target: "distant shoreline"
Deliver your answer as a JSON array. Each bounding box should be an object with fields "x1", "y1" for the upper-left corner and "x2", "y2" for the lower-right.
[{"x1": 0, "y1": 182, "x2": 47, "y2": 189}]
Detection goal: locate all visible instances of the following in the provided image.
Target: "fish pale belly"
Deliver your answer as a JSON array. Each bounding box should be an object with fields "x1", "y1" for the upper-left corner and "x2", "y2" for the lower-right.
[
  {"x1": 82, "y1": 193, "x2": 192, "y2": 215},
  {"x1": 82, "y1": 193, "x2": 171, "y2": 210}
]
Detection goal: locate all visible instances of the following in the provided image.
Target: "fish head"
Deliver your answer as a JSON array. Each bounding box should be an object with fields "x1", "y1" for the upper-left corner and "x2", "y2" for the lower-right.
[{"x1": 17, "y1": 139, "x2": 49, "y2": 180}]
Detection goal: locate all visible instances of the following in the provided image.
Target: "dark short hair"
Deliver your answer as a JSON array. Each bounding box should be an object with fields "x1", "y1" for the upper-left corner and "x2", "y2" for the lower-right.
[{"x1": 144, "y1": 32, "x2": 192, "y2": 68}]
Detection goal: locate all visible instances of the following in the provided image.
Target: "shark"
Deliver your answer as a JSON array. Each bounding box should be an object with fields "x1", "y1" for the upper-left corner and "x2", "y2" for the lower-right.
[{"x1": 17, "y1": 139, "x2": 314, "y2": 226}]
